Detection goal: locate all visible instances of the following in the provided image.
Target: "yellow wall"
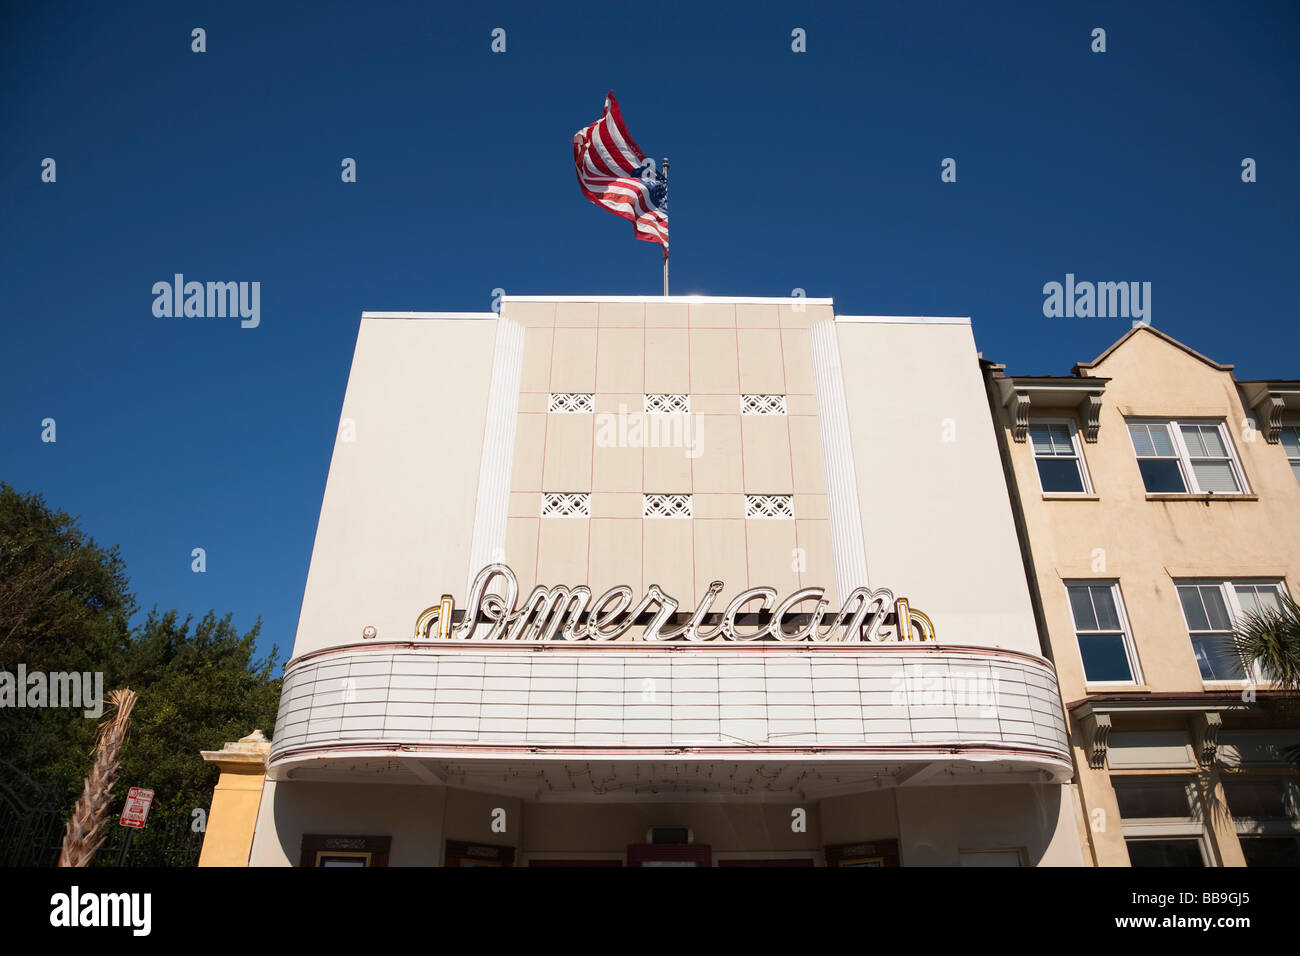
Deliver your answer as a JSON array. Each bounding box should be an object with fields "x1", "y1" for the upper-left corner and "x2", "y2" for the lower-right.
[
  {"x1": 991, "y1": 327, "x2": 1300, "y2": 866},
  {"x1": 198, "y1": 763, "x2": 267, "y2": 867}
]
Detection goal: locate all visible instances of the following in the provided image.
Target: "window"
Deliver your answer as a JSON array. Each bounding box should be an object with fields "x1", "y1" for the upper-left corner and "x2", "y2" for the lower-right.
[
  {"x1": 1238, "y1": 836, "x2": 1300, "y2": 866},
  {"x1": 1176, "y1": 580, "x2": 1286, "y2": 681},
  {"x1": 1222, "y1": 777, "x2": 1298, "y2": 822},
  {"x1": 1030, "y1": 422, "x2": 1090, "y2": 493},
  {"x1": 1283, "y1": 426, "x2": 1300, "y2": 486},
  {"x1": 1113, "y1": 778, "x2": 1212, "y2": 866},
  {"x1": 1115, "y1": 779, "x2": 1199, "y2": 819},
  {"x1": 1127, "y1": 419, "x2": 1246, "y2": 494},
  {"x1": 1224, "y1": 777, "x2": 1300, "y2": 866},
  {"x1": 1126, "y1": 839, "x2": 1207, "y2": 866},
  {"x1": 1067, "y1": 582, "x2": 1140, "y2": 683}
]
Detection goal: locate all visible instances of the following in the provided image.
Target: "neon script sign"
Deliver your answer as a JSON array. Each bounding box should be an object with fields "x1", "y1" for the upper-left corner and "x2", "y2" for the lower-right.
[{"x1": 411, "y1": 564, "x2": 936, "y2": 644}]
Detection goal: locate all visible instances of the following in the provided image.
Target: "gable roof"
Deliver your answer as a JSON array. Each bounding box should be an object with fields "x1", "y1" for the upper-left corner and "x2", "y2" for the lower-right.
[{"x1": 1072, "y1": 325, "x2": 1233, "y2": 376}]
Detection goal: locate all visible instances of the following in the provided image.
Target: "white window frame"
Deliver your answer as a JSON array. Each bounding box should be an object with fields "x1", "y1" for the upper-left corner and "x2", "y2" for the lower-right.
[
  {"x1": 1174, "y1": 578, "x2": 1289, "y2": 685},
  {"x1": 1282, "y1": 425, "x2": 1300, "y2": 487},
  {"x1": 1029, "y1": 419, "x2": 1093, "y2": 494},
  {"x1": 1065, "y1": 580, "x2": 1142, "y2": 686},
  {"x1": 1126, "y1": 418, "x2": 1249, "y2": 495}
]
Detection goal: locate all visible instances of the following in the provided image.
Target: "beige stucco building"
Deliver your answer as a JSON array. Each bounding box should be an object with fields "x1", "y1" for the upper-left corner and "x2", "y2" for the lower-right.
[
  {"x1": 228, "y1": 295, "x2": 1086, "y2": 866},
  {"x1": 984, "y1": 325, "x2": 1300, "y2": 866}
]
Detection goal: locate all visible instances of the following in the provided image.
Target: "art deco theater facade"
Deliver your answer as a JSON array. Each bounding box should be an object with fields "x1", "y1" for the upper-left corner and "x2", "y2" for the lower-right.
[{"x1": 248, "y1": 295, "x2": 1085, "y2": 866}]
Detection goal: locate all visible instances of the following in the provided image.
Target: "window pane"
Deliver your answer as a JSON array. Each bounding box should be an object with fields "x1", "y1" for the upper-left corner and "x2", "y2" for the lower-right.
[
  {"x1": 1114, "y1": 780, "x2": 1193, "y2": 818},
  {"x1": 1180, "y1": 424, "x2": 1208, "y2": 457},
  {"x1": 1223, "y1": 779, "x2": 1295, "y2": 820},
  {"x1": 1091, "y1": 586, "x2": 1121, "y2": 630},
  {"x1": 1191, "y1": 634, "x2": 1244, "y2": 680},
  {"x1": 1256, "y1": 587, "x2": 1282, "y2": 615},
  {"x1": 1236, "y1": 588, "x2": 1262, "y2": 618},
  {"x1": 1282, "y1": 428, "x2": 1300, "y2": 457},
  {"x1": 1200, "y1": 425, "x2": 1227, "y2": 457},
  {"x1": 1068, "y1": 586, "x2": 1098, "y2": 630},
  {"x1": 1037, "y1": 458, "x2": 1085, "y2": 492},
  {"x1": 1049, "y1": 424, "x2": 1072, "y2": 450},
  {"x1": 1078, "y1": 633, "x2": 1133, "y2": 682},
  {"x1": 1148, "y1": 424, "x2": 1176, "y2": 456},
  {"x1": 1178, "y1": 586, "x2": 1210, "y2": 631},
  {"x1": 1235, "y1": 584, "x2": 1282, "y2": 619},
  {"x1": 1190, "y1": 459, "x2": 1239, "y2": 492},
  {"x1": 1128, "y1": 423, "x2": 1155, "y2": 457},
  {"x1": 1201, "y1": 587, "x2": 1232, "y2": 630},
  {"x1": 1292, "y1": 461, "x2": 1300, "y2": 486},
  {"x1": 1126, "y1": 839, "x2": 1204, "y2": 867},
  {"x1": 1239, "y1": 837, "x2": 1300, "y2": 867},
  {"x1": 1138, "y1": 458, "x2": 1185, "y2": 492},
  {"x1": 1029, "y1": 425, "x2": 1053, "y2": 454}
]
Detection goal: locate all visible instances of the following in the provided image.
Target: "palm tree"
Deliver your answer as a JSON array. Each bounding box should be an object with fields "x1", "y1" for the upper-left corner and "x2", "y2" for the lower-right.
[
  {"x1": 1233, "y1": 591, "x2": 1300, "y2": 766},
  {"x1": 58, "y1": 688, "x2": 137, "y2": 867}
]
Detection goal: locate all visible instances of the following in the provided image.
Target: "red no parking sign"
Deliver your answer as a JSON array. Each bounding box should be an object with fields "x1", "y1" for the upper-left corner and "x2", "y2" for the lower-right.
[{"x1": 119, "y1": 787, "x2": 154, "y2": 829}]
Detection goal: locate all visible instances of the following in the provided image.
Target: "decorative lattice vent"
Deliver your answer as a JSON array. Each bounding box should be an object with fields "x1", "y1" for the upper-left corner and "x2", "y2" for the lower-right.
[
  {"x1": 745, "y1": 494, "x2": 794, "y2": 519},
  {"x1": 541, "y1": 493, "x2": 590, "y2": 517},
  {"x1": 741, "y1": 394, "x2": 787, "y2": 415},
  {"x1": 644, "y1": 394, "x2": 690, "y2": 414},
  {"x1": 643, "y1": 493, "x2": 693, "y2": 518},
  {"x1": 548, "y1": 393, "x2": 594, "y2": 414}
]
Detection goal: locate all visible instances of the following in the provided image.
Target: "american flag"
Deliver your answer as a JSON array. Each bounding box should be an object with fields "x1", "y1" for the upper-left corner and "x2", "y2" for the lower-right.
[{"x1": 572, "y1": 91, "x2": 668, "y2": 255}]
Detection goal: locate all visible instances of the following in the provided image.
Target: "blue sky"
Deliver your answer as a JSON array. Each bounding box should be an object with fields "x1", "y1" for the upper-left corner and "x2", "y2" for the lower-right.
[{"x1": 2, "y1": 1, "x2": 1297, "y2": 666}]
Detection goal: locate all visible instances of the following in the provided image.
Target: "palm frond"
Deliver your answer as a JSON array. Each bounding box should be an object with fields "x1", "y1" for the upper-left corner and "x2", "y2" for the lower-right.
[
  {"x1": 57, "y1": 688, "x2": 137, "y2": 867},
  {"x1": 1232, "y1": 591, "x2": 1300, "y2": 691}
]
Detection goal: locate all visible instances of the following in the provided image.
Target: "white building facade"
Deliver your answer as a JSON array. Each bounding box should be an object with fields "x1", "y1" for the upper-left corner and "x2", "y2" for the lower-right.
[{"x1": 248, "y1": 295, "x2": 1085, "y2": 866}]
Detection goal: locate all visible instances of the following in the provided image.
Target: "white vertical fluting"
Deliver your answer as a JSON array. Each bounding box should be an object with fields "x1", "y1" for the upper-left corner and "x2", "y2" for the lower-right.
[
  {"x1": 810, "y1": 319, "x2": 870, "y2": 596},
  {"x1": 464, "y1": 314, "x2": 526, "y2": 599}
]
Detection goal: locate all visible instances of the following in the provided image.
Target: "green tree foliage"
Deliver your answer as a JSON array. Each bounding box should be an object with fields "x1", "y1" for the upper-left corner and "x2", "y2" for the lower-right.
[
  {"x1": 0, "y1": 482, "x2": 281, "y2": 841},
  {"x1": 0, "y1": 483, "x2": 133, "y2": 668},
  {"x1": 115, "y1": 610, "x2": 281, "y2": 820}
]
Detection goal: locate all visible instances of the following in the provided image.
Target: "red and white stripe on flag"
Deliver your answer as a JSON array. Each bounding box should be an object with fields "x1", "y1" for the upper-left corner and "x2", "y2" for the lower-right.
[{"x1": 572, "y1": 91, "x2": 668, "y2": 255}]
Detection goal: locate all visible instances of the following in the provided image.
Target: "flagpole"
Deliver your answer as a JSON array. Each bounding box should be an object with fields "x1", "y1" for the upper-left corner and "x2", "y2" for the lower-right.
[{"x1": 662, "y1": 156, "x2": 669, "y2": 296}]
